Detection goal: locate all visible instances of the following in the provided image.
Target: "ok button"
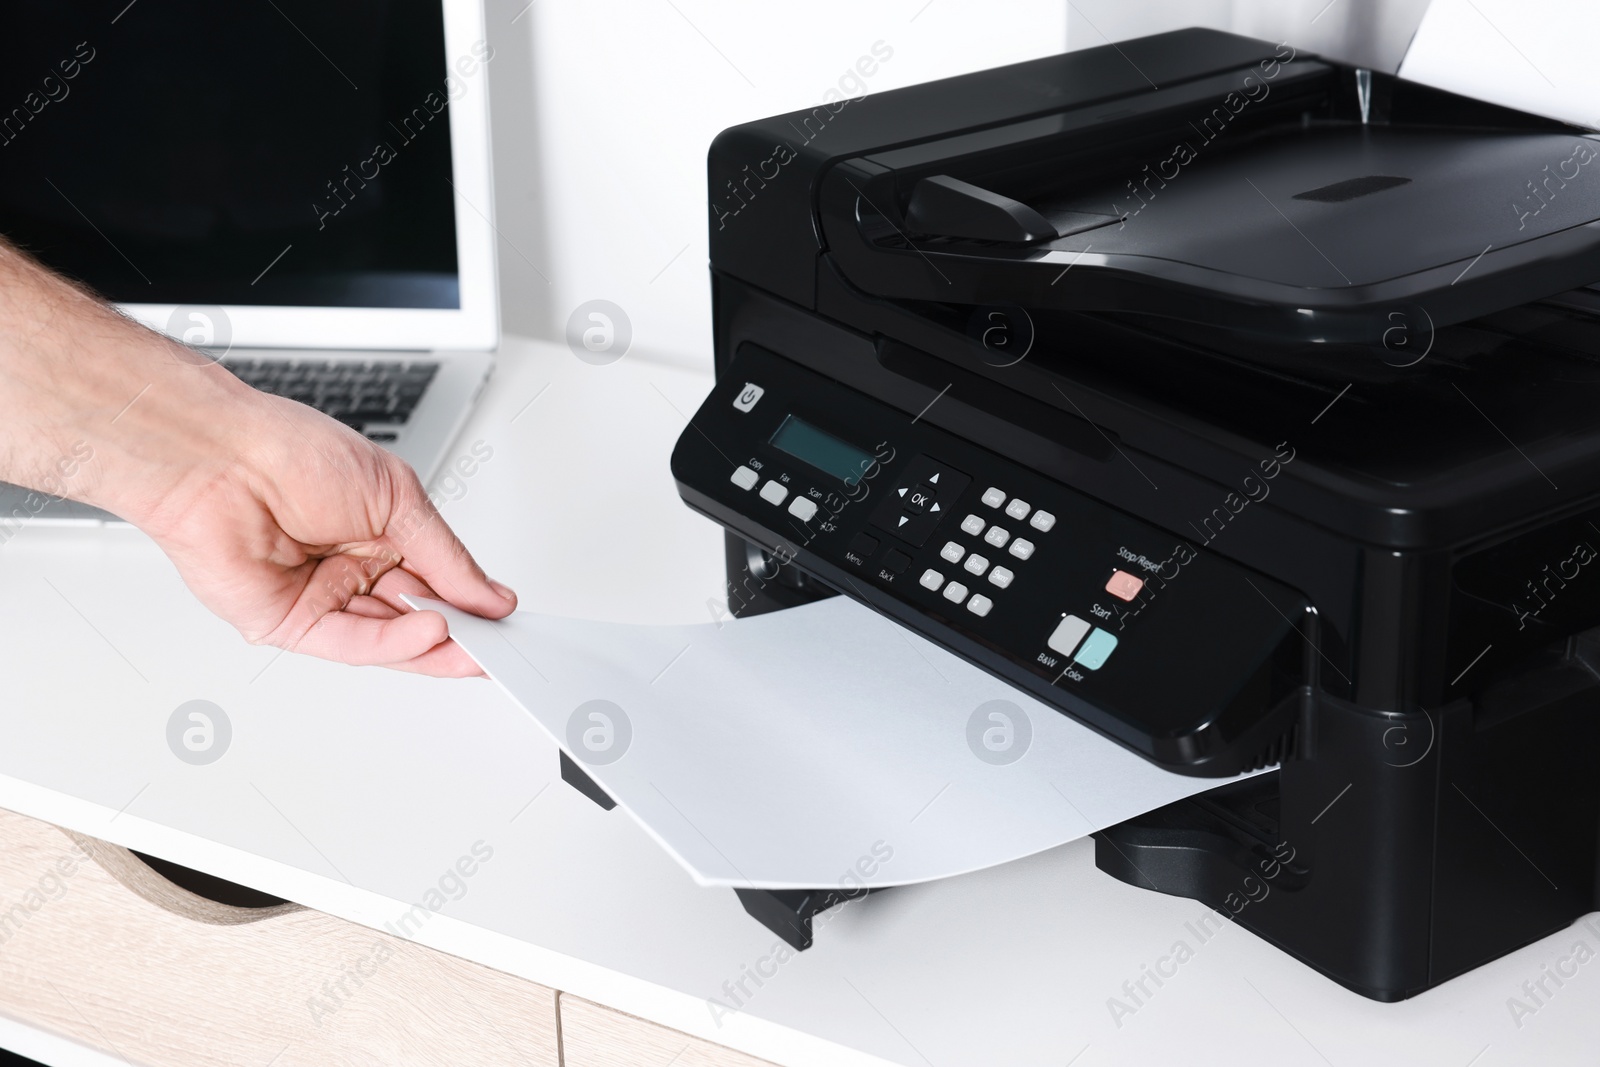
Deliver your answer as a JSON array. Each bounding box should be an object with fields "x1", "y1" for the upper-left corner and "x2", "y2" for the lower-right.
[{"x1": 905, "y1": 487, "x2": 936, "y2": 514}]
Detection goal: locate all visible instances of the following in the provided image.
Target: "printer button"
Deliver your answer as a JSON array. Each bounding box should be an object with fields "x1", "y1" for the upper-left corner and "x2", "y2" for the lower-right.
[
  {"x1": 1029, "y1": 510, "x2": 1056, "y2": 532},
  {"x1": 963, "y1": 553, "x2": 990, "y2": 576},
  {"x1": 981, "y1": 486, "x2": 1006, "y2": 508},
  {"x1": 1047, "y1": 615, "x2": 1091, "y2": 656},
  {"x1": 943, "y1": 581, "x2": 969, "y2": 604},
  {"x1": 1009, "y1": 538, "x2": 1035, "y2": 561},
  {"x1": 940, "y1": 541, "x2": 966, "y2": 564},
  {"x1": 868, "y1": 455, "x2": 969, "y2": 547},
  {"x1": 883, "y1": 548, "x2": 912, "y2": 574},
  {"x1": 1105, "y1": 569, "x2": 1145, "y2": 601},
  {"x1": 759, "y1": 480, "x2": 789, "y2": 506},
  {"x1": 904, "y1": 486, "x2": 937, "y2": 514},
  {"x1": 732, "y1": 383, "x2": 764, "y2": 412},
  {"x1": 730, "y1": 465, "x2": 759, "y2": 491},
  {"x1": 967, "y1": 594, "x2": 993, "y2": 617},
  {"x1": 846, "y1": 532, "x2": 878, "y2": 564},
  {"x1": 788, "y1": 496, "x2": 819, "y2": 522},
  {"x1": 919, "y1": 568, "x2": 945, "y2": 592},
  {"x1": 1005, "y1": 498, "x2": 1032, "y2": 521},
  {"x1": 960, "y1": 513, "x2": 986, "y2": 536},
  {"x1": 1073, "y1": 628, "x2": 1119, "y2": 670},
  {"x1": 989, "y1": 566, "x2": 1014, "y2": 589},
  {"x1": 983, "y1": 525, "x2": 1010, "y2": 549}
]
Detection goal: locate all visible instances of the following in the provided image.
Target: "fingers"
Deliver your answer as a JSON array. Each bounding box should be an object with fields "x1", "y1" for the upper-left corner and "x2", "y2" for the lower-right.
[
  {"x1": 260, "y1": 542, "x2": 500, "y2": 679},
  {"x1": 340, "y1": 594, "x2": 399, "y2": 620},
  {"x1": 365, "y1": 565, "x2": 436, "y2": 614},
  {"x1": 294, "y1": 606, "x2": 446, "y2": 665},
  {"x1": 382, "y1": 471, "x2": 517, "y2": 621},
  {"x1": 285, "y1": 607, "x2": 485, "y2": 677},
  {"x1": 267, "y1": 553, "x2": 396, "y2": 643},
  {"x1": 383, "y1": 636, "x2": 488, "y2": 678}
]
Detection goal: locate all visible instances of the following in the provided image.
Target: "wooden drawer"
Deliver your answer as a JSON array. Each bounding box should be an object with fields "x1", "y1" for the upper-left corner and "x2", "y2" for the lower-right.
[
  {"x1": 0, "y1": 806, "x2": 560, "y2": 1066},
  {"x1": 560, "y1": 994, "x2": 778, "y2": 1067}
]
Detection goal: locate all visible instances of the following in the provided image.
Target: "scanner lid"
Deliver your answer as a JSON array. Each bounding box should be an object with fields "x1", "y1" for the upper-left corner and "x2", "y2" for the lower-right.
[{"x1": 816, "y1": 44, "x2": 1600, "y2": 347}]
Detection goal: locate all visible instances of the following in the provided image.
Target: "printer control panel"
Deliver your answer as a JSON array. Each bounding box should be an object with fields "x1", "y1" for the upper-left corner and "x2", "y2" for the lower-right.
[{"x1": 671, "y1": 343, "x2": 1308, "y2": 774}]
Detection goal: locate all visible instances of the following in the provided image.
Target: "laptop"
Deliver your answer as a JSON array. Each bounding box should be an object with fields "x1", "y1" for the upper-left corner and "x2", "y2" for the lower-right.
[{"x1": 0, "y1": 0, "x2": 498, "y2": 526}]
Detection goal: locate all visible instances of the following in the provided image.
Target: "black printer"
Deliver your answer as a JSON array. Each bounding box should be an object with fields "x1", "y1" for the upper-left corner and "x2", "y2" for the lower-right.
[{"x1": 661, "y1": 28, "x2": 1600, "y2": 1001}]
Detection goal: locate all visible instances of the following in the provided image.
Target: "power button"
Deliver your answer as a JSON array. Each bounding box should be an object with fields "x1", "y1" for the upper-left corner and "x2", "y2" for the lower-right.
[{"x1": 732, "y1": 383, "x2": 764, "y2": 412}]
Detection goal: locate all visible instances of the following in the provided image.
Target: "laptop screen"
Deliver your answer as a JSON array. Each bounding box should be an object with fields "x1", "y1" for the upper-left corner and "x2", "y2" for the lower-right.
[{"x1": 0, "y1": 0, "x2": 460, "y2": 310}]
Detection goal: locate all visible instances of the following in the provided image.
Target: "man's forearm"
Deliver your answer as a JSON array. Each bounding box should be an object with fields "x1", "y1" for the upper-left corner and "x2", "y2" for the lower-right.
[
  {"x1": 0, "y1": 230, "x2": 512, "y2": 677},
  {"x1": 0, "y1": 239, "x2": 262, "y2": 526}
]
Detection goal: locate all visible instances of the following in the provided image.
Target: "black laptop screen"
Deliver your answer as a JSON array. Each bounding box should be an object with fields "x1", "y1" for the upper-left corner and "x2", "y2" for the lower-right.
[{"x1": 0, "y1": 0, "x2": 461, "y2": 308}]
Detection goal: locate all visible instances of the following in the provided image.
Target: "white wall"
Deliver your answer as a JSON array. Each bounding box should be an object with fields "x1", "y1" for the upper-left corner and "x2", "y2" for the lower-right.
[
  {"x1": 482, "y1": 0, "x2": 1068, "y2": 364},
  {"x1": 1064, "y1": 0, "x2": 1435, "y2": 75}
]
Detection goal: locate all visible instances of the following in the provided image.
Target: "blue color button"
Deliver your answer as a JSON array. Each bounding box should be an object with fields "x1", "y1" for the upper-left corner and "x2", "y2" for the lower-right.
[{"x1": 1073, "y1": 627, "x2": 1119, "y2": 670}]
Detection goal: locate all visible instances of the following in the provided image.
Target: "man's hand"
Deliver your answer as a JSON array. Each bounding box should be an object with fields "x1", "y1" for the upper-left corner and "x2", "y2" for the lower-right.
[
  {"x1": 135, "y1": 391, "x2": 516, "y2": 677},
  {"x1": 0, "y1": 239, "x2": 513, "y2": 677}
]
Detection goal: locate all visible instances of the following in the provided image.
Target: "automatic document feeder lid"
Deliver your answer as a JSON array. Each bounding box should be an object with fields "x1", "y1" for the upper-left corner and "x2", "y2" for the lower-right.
[{"x1": 819, "y1": 60, "x2": 1600, "y2": 346}]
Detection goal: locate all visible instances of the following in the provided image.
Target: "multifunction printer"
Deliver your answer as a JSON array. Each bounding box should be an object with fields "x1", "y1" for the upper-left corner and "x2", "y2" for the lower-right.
[{"x1": 661, "y1": 28, "x2": 1600, "y2": 1000}]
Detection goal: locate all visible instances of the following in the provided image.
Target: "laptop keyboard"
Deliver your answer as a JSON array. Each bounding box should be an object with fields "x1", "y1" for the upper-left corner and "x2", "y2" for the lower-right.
[{"x1": 221, "y1": 358, "x2": 439, "y2": 443}]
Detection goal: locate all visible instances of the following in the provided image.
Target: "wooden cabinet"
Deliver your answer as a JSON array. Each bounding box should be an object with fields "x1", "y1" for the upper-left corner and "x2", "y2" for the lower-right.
[
  {"x1": 0, "y1": 807, "x2": 560, "y2": 1066},
  {"x1": 560, "y1": 994, "x2": 778, "y2": 1067},
  {"x1": 0, "y1": 807, "x2": 791, "y2": 1067}
]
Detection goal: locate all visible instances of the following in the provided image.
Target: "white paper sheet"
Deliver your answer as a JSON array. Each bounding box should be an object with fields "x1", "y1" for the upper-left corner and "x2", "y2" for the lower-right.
[
  {"x1": 407, "y1": 595, "x2": 1260, "y2": 890},
  {"x1": 1400, "y1": 0, "x2": 1600, "y2": 130}
]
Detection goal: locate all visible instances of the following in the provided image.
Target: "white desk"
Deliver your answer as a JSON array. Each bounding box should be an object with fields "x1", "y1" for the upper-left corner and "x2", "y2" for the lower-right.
[{"x1": 0, "y1": 335, "x2": 1595, "y2": 1066}]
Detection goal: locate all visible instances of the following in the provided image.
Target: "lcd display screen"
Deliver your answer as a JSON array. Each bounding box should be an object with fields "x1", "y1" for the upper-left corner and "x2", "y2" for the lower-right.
[{"x1": 769, "y1": 415, "x2": 874, "y2": 486}]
